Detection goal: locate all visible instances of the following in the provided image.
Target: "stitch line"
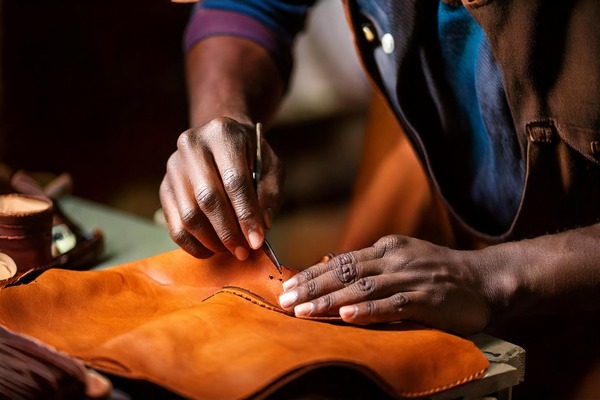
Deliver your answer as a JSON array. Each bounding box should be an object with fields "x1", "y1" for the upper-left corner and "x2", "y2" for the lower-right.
[
  {"x1": 396, "y1": 367, "x2": 488, "y2": 397},
  {"x1": 219, "y1": 288, "x2": 294, "y2": 316}
]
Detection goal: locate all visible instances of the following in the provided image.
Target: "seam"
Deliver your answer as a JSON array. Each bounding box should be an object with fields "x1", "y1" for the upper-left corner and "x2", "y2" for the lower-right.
[
  {"x1": 219, "y1": 288, "x2": 293, "y2": 316},
  {"x1": 397, "y1": 366, "x2": 488, "y2": 397}
]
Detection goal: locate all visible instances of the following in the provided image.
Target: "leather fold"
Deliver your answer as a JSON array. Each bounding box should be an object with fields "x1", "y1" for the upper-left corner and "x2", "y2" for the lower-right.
[{"x1": 0, "y1": 249, "x2": 488, "y2": 399}]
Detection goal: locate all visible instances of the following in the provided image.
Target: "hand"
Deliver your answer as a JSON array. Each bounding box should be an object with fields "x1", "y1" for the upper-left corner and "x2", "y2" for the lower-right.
[
  {"x1": 160, "y1": 117, "x2": 284, "y2": 260},
  {"x1": 279, "y1": 235, "x2": 494, "y2": 336}
]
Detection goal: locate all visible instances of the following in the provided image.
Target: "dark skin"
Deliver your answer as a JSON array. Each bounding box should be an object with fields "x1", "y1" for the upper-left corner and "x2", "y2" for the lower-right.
[
  {"x1": 160, "y1": 36, "x2": 600, "y2": 336},
  {"x1": 160, "y1": 36, "x2": 285, "y2": 261}
]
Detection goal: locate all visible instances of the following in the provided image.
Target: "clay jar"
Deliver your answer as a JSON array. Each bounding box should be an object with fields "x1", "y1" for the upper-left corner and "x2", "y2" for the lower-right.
[{"x1": 0, "y1": 193, "x2": 54, "y2": 274}]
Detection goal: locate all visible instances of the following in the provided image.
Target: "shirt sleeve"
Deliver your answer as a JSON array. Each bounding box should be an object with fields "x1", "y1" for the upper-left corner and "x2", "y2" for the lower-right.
[{"x1": 184, "y1": 0, "x2": 317, "y2": 80}]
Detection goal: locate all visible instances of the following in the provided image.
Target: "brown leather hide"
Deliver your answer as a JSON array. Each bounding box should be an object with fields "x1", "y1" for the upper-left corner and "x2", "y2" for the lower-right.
[{"x1": 0, "y1": 249, "x2": 488, "y2": 399}]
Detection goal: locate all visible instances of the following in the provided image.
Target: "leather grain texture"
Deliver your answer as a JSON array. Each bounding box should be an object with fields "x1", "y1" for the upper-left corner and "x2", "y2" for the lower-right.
[{"x1": 0, "y1": 249, "x2": 488, "y2": 399}]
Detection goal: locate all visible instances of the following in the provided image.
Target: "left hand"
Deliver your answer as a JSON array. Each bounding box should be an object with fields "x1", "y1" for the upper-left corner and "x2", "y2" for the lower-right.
[
  {"x1": 159, "y1": 118, "x2": 284, "y2": 260},
  {"x1": 278, "y1": 235, "x2": 494, "y2": 336}
]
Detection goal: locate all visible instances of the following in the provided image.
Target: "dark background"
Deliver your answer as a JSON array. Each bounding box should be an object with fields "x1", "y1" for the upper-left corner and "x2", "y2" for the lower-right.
[
  {"x1": 0, "y1": 0, "x2": 371, "y2": 265},
  {"x1": 0, "y1": 0, "x2": 192, "y2": 217}
]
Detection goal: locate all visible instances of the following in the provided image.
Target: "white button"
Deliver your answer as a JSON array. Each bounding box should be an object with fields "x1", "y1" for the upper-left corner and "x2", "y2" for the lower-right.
[{"x1": 381, "y1": 33, "x2": 395, "y2": 54}]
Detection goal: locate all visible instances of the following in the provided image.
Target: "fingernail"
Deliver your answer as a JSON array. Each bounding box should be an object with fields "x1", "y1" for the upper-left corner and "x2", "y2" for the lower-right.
[
  {"x1": 294, "y1": 302, "x2": 314, "y2": 317},
  {"x1": 279, "y1": 290, "x2": 298, "y2": 309},
  {"x1": 234, "y1": 246, "x2": 249, "y2": 261},
  {"x1": 248, "y1": 230, "x2": 263, "y2": 249},
  {"x1": 339, "y1": 305, "x2": 357, "y2": 319},
  {"x1": 282, "y1": 277, "x2": 297, "y2": 292}
]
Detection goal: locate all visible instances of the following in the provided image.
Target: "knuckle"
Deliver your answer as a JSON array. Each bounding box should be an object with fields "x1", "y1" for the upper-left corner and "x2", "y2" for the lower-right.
[
  {"x1": 204, "y1": 117, "x2": 228, "y2": 133},
  {"x1": 391, "y1": 292, "x2": 409, "y2": 311},
  {"x1": 316, "y1": 294, "x2": 335, "y2": 312},
  {"x1": 210, "y1": 116, "x2": 234, "y2": 128},
  {"x1": 364, "y1": 300, "x2": 377, "y2": 316},
  {"x1": 335, "y1": 252, "x2": 355, "y2": 266},
  {"x1": 305, "y1": 279, "x2": 318, "y2": 298},
  {"x1": 169, "y1": 226, "x2": 189, "y2": 247},
  {"x1": 236, "y1": 207, "x2": 256, "y2": 224},
  {"x1": 169, "y1": 228, "x2": 211, "y2": 259},
  {"x1": 195, "y1": 187, "x2": 221, "y2": 213},
  {"x1": 374, "y1": 235, "x2": 412, "y2": 272},
  {"x1": 176, "y1": 130, "x2": 191, "y2": 148},
  {"x1": 335, "y1": 263, "x2": 358, "y2": 284},
  {"x1": 299, "y1": 268, "x2": 316, "y2": 282},
  {"x1": 221, "y1": 169, "x2": 249, "y2": 200},
  {"x1": 354, "y1": 277, "x2": 376, "y2": 294},
  {"x1": 176, "y1": 129, "x2": 200, "y2": 150},
  {"x1": 179, "y1": 206, "x2": 201, "y2": 228},
  {"x1": 206, "y1": 118, "x2": 246, "y2": 145},
  {"x1": 180, "y1": 207, "x2": 199, "y2": 228},
  {"x1": 375, "y1": 235, "x2": 408, "y2": 253}
]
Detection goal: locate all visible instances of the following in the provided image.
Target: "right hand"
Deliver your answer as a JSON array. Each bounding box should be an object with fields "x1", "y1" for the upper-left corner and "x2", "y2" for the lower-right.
[{"x1": 160, "y1": 117, "x2": 285, "y2": 260}]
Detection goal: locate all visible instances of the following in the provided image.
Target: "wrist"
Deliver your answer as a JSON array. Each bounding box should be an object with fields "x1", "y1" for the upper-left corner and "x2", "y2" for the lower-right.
[{"x1": 461, "y1": 245, "x2": 522, "y2": 325}]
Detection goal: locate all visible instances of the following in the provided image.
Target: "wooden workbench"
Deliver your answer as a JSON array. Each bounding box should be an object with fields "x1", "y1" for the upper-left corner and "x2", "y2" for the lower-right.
[{"x1": 60, "y1": 196, "x2": 525, "y2": 400}]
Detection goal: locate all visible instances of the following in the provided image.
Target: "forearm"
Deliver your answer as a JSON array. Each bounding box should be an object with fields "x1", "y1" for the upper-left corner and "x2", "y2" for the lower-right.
[
  {"x1": 186, "y1": 36, "x2": 286, "y2": 128},
  {"x1": 476, "y1": 222, "x2": 600, "y2": 320}
]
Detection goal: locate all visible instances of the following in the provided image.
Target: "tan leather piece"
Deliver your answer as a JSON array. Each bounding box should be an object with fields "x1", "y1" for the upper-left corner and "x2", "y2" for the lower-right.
[{"x1": 0, "y1": 249, "x2": 488, "y2": 399}]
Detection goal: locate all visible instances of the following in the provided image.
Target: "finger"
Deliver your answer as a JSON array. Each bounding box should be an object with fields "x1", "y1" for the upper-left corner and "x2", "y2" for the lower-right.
[
  {"x1": 279, "y1": 252, "x2": 382, "y2": 315},
  {"x1": 161, "y1": 152, "x2": 229, "y2": 256},
  {"x1": 339, "y1": 290, "x2": 480, "y2": 335},
  {"x1": 159, "y1": 176, "x2": 220, "y2": 259},
  {"x1": 281, "y1": 254, "x2": 435, "y2": 315},
  {"x1": 338, "y1": 290, "x2": 428, "y2": 325},
  {"x1": 289, "y1": 273, "x2": 404, "y2": 317},
  {"x1": 282, "y1": 247, "x2": 379, "y2": 292},
  {"x1": 207, "y1": 125, "x2": 266, "y2": 251},
  {"x1": 177, "y1": 132, "x2": 252, "y2": 259}
]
